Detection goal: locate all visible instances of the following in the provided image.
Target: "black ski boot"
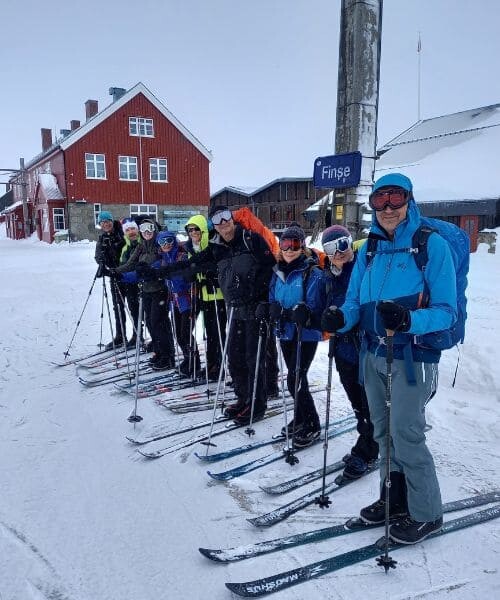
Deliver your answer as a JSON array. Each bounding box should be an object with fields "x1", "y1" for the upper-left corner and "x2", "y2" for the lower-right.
[
  {"x1": 389, "y1": 515, "x2": 443, "y2": 544},
  {"x1": 360, "y1": 471, "x2": 408, "y2": 524}
]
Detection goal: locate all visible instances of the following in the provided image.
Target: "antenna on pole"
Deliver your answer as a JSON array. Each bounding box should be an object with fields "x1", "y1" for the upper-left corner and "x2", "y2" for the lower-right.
[{"x1": 417, "y1": 31, "x2": 422, "y2": 121}]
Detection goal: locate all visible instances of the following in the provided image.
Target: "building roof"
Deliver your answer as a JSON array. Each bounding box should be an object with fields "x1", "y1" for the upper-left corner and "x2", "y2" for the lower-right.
[
  {"x1": 26, "y1": 82, "x2": 212, "y2": 169},
  {"x1": 376, "y1": 103, "x2": 500, "y2": 202},
  {"x1": 37, "y1": 173, "x2": 64, "y2": 200},
  {"x1": 211, "y1": 177, "x2": 312, "y2": 199}
]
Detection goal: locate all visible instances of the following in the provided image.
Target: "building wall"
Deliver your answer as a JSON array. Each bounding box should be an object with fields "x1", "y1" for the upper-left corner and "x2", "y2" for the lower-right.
[{"x1": 64, "y1": 93, "x2": 210, "y2": 208}]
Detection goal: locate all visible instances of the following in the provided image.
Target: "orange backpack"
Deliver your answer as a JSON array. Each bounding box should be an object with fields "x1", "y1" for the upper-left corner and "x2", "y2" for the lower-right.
[{"x1": 232, "y1": 207, "x2": 280, "y2": 258}]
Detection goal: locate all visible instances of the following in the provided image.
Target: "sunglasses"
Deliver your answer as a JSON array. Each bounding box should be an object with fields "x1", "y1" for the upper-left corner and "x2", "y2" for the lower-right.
[
  {"x1": 323, "y1": 235, "x2": 352, "y2": 256},
  {"x1": 158, "y1": 236, "x2": 175, "y2": 246},
  {"x1": 369, "y1": 188, "x2": 409, "y2": 211},
  {"x1": 279, "y1": 238, "x2": 303, "y2": 252},
  {"x1": 211, "y1": 210, "x2": 233, "y2": 225},
  {"x1": 187, "y1": 226, "x2": 201, "y2": 233},
  {"x1": 139, "y1": 222, "x2": 155, "y2": 233}
]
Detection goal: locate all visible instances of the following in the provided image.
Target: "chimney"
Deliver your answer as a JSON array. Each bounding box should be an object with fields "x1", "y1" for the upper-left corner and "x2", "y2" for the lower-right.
[
  {"x1": 60, "y1": 129, "x2": 71, "y2": 139},
  {"x1": 85, "y1": 99, "x2": 99, "y2": 121},
  {"x1": 70, "y1": 119, "x2": 80, "y2": 131},
  {"x1": 109, "y1": 87, "x2": 126, "y2": 102},
  {"x1": 41, "y1": 128, "x2": 53, "y2": 151}
]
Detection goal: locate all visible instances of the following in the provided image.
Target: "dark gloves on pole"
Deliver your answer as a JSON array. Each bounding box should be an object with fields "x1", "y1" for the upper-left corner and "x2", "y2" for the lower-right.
[
  {"x1": 290, "y1": 302, "x2": 311, "y2": 327},
  {"x1": 377, "y1": 300, "x2": 411, "y2": 332},
  {"x1": 268, "y1": 302, "x2": 283, "y2": 322},
  {"x1": 321, "y1": 306, "x2": 345, "y2": 333},
  {"x1": 135, "y1": 262, "x2": 156, "y2": 280},
  {"x1": 255, "y1": 301, "x2": 270, "y2": 322}
]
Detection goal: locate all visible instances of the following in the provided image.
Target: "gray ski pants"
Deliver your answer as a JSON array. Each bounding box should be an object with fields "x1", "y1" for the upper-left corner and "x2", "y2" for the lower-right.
[{"x1": 363, "y1": 352, "x2": 442, "y2": 522}]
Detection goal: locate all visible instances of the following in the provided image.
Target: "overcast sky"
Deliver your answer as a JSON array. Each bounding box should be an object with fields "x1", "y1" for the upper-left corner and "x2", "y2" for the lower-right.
[{"x1": 1, "y1": 0, "x2": 499, "y2": 194}]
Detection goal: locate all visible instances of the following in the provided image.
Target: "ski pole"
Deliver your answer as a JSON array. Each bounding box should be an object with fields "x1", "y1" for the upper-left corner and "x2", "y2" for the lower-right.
[
  {"x1": 245, "y1": 316, "x2": 267, "y2": 437},
  {"x1": 102, "y1": 277, "x2": 121, "y2": 368},
  {"x1": 376, "y1": 329, "x2": 397, "y2": 572},
  {"x1": 204, "y1": 306, "x2": 234, "y2": 453},
  {"x1": 112, "y1": 278, "x2": 132, "y2": 377},
  {"x1": 63, "y1": 269, "x2": 99, "y2": 359},
  {"x1": 128, "y1": 282, "x2": 145, "y2": 425},
  {"x1": 315, "y1": 335, "x2": 335, "y2": 508},
  {"x1": 285, "y1": 322, "x2": 302, "y2": 466},
  {"x1": 169, "y1": 295, "x2": 182, "y2": 377}
]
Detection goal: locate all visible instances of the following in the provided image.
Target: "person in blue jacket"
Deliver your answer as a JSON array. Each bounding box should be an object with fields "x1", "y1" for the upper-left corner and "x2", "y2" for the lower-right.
[
  {"x1": 264, "y1": 224, "x2": 325, "y2": 448},
  {"x1": 322, "y1": 173, "x2": 457, "y2": 545},
  {"x1": 157, "y1": 230, "x2": 200, "y2": 378},
  {"x1": 320, "y1": 225, "x2": 378, "y2": 480}
]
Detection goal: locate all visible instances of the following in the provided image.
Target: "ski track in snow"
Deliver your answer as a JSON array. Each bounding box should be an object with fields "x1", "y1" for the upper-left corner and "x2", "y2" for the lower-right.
[{"x1": 0, "y1": 229, "x2": 499, "y2": 599}]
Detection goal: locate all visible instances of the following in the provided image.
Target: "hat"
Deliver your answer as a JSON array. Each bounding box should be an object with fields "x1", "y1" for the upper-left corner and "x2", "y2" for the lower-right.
[
  {"x1": 372, "y1": 173, "x2": 413, "y2": 193},
  {"x1": 281, "y1": 223, "x2": 305, "y2": 243},
  {"x1": 122, "y1": 220, "x2": 138, "y2": 232},
  {"x1": 157, "y1": 230, "x2": 177, "y2": 246},
  {"x1": 321, "y1": 225, "x2": 351, "y2": 245},
  {"x1": 208, "y1": 205, "x2": 230, "y2": 218},
  {"x1": 98, "y1": 210, "x2": 113, "y2": 224}
]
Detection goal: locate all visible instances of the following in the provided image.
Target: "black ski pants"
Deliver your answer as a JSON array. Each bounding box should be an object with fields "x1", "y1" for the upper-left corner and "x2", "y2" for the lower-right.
[
  {"x1": 118, "y1": 282, "x2": 143, "y2": 339},
  {"x1": 280, "y1": 338, "x2": 320, "y2": 428},
  {"x1": 143, "y1": 290, "x2": 175, "y2": 359},
  {"x1": 173, "y1": 307, "x2": 199, "y2": 366},
  {"x1": 335, "y1": 354, "x2": 379, "y2": 462},
  {"x1": 201, "y1": 299, "x2": 227, "y2": 374},
  {"x1": 227, "y1": 318, "x2": 267, "y2": 411},
  {"x1": 109, "y1": 278, "x2": 126, "y2": 340}
]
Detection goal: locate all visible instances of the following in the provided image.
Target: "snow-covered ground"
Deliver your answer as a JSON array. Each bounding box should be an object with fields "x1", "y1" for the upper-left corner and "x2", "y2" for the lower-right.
[{"x1": 0, "y1": 224, "x2": 499, "y2": 600}]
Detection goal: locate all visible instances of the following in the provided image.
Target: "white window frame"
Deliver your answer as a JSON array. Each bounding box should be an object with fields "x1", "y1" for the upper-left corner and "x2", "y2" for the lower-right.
[
  {"x1": 130, "y1": 204, "x2": 157, "y2": 220},
  {"x1": 129, "y1": 117, "x2": 154, "y2": 137},
  {"x1": 149, "y1": 158, "x2": 168, "y2": 182},
  {"x1": 119, "y1": 156, "x2": 138, "y2": 181},
  {"x1": 53, "y1": 207, "x2": 65, "y2": 231},
  {"x1": 85, "y1": 153, "x2": 106, "y2": 179},
  {"x1": 93, "y1": 203, "x2": 101, "y2": 226}
]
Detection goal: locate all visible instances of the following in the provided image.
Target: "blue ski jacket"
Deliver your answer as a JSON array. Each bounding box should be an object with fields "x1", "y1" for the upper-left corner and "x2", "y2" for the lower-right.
[
  {"x1": 159, "y1": 234, "x2": 192, "y2": 314},
  {"x1": 339, "y1": 198, "x2": 457, "y2": 371},
  {"x1": 269, "y1": 255, "x2": 325, "y2": 342}
]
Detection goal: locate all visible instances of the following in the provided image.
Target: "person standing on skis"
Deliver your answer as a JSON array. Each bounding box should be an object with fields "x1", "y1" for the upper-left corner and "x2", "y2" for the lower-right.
[
  {"x1": 262, "y1": 224, "x2": 324, "y2": 448},
  {"x1": 320, "y1": 225, "x2": 378, "y2": 478},
  {"x1": 94, "y1": 210, "x2": 125, "y2": 350},
  {"x1": 321, "y1": 173, "x2": 457, "y2": 544},
  {"x1": 209, "y1": 206, "x2": 276, "y2": 425}
]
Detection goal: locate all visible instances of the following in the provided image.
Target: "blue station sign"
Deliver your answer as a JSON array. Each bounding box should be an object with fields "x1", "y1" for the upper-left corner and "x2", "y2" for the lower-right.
[{"x1": 313, "y1": 151, "x2": 362, "y2": 189}]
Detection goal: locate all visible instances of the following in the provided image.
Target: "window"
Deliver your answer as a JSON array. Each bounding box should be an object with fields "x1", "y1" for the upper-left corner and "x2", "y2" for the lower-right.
[
  {"x1": 130, "y1": 204, "x2": 157, "y2": 220},
  {"x1": 53, "y1": 208, "x2": 65, "y2": 231},
  {"x1": 149, "y1": 158, "x2": 168, "y2": 182},
  {"x1": 93, "y1": 203, "x2": 101, "y2": 226},
  {"x1": 129, "y1": 117, "x2": 154, "y2": 137},
  {"x1": 119, "y1": 156, "x2": 138, "y2": 180},
  {"x1": 85, "y1": 153, "x2": 106, "y2": 179}
]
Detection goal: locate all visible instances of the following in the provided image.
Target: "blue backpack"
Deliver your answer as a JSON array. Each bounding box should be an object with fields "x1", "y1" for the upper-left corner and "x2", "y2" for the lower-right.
[{"x1": 367, "y1": 217, "x2": 470, "y2": 351}]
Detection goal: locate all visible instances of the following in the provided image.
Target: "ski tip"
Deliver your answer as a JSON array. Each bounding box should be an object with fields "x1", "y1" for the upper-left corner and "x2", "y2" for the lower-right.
[
  {"x1": 137, "y1": 450, "x2": 160, "y2": 459},
  {"x1": 225, "y1": 582, "x2": 254, "y2": 597},
  {"x1": 207, "y1": 470, "x2": 229, "y2": 481},
  {"x1": 198, "y1": 547, "x2": 222, "y2": 561}
]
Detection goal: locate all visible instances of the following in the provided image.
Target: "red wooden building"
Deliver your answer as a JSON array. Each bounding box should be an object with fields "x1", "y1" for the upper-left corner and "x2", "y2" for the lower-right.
[{"x1": 7, "y1": 83, "x2": 212, "y2": 242}]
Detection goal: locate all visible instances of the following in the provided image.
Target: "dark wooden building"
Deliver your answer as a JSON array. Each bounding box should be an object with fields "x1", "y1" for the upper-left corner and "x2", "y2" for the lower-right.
[{"x1": 211, "y1": 178, "x2": 333, "y2": 234}]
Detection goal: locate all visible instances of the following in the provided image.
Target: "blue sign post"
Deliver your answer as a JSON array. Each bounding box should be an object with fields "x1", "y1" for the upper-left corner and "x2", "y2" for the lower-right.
[{"x1": 313, "y1": 151, "x2": 362, "y2": 189}]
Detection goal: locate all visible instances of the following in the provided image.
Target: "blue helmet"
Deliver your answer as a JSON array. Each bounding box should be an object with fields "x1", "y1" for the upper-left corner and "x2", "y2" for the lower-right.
[{"x1": 372, "y1": 173, "x2": 413, "y2": 193}]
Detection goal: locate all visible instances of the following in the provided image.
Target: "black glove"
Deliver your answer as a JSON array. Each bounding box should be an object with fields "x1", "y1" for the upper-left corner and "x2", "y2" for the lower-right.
[
  {"x1": 377, "y1": 301, "x2": 411, "y2": 332},
  {"x1": 255, "y1": 302, "x2": 270, "y2": 322},
  {"x1": 269, "y1": 302, "x2": 283, "y2": 322},
  {"x1": 321, "y1": 306, "x2": 345, "y2": 333},
  {"x1": 106, "y1": 268, "x2": 119, "y2": 279},
  {"x1": 136, "y1": 262, "x2": 156, "y2": 280},
  {"x1": 290, "y1": 302, "x2": 311, "y2": 327},
  {"x1": 96, "y1": 263, "x2": 105, "y2": 278}
]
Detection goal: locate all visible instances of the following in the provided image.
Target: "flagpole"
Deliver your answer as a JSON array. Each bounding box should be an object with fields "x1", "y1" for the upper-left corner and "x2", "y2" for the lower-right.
[{"x1": 417, "y1": 31, "x2": 422, "y2": 121}]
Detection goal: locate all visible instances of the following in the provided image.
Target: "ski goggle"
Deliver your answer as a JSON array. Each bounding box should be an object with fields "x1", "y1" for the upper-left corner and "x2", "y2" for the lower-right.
[
  {"x1": 139, "y1": 222, "x2": 156, "y2": 233},
  {"x1": 158, "y1": 236, "x2": 175, "y2": 246},
  {"x1": 323, "y1": 235, "x2": 353, "y2": 255},
  {"x1": 279, "y1": 238, "x2": 303, "y2": 252},
  {"x1": 211, "y1": 210, "x2": 233, "y2": 225},
  {"x1": 369, "y1": 188, "x2": 409, "y2": 211}
]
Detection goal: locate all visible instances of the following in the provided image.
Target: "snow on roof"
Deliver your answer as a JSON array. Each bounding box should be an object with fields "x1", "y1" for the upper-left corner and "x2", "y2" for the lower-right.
[
  {"x1": 376, "y1": 104, "x2": 500, "y2": 202},
  {"x1": 38, "y1": 173, "x2": 64, "y2": 200},
  {"x1": 2, "y1": 200, "x2": 24, "y2": 213},
  {"x1": 211, "y1": 177, "x2": 312, "y2": 198}
]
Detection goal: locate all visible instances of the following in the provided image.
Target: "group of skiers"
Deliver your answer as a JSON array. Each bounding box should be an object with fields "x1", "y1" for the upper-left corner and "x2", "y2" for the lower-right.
[{"x1": 95, "y1": 171, "x2": 461, "y2": 546}]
